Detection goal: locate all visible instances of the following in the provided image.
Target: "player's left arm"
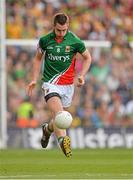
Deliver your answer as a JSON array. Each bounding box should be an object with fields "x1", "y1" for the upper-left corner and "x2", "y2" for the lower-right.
[{"x1": 77, "y1": 49, "x2": 92, "y2": 87}]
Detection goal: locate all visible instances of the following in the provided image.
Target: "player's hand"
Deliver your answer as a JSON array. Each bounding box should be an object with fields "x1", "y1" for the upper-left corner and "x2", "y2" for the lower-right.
[
  {"x1": 27, "y1": 80, "x2": 37, "y2": 96},
  {"x1": 77, "y1": 75, "x2": 85, "y2": 87}
]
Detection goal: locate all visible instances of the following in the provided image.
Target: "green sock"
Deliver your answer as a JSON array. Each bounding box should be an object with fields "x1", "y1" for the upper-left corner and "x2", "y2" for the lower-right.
[
  {"x1": 46, "y1": 124, "x2": 53, "y2": 135},
  {"x1": 58, "y1": 137, "x2": 64, "y2": 145}
]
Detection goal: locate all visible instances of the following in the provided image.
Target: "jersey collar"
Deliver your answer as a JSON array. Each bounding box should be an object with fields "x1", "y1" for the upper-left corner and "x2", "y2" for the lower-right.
[{"x1": 64, "y1": 30, "x2": 69, "y2": 39}]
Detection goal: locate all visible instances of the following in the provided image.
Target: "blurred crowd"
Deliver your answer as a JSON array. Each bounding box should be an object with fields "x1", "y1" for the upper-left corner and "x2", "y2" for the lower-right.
[
  {"x1": 6, "y1": 0, "x2": 133, "y2": 42},
  {"x1": 6, "y1": 0, "x2": 133, "y2": 129}
]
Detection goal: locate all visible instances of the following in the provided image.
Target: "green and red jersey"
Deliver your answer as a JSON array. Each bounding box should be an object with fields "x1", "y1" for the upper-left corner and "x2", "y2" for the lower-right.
[{"x1": 38, "y1": 30, "x2": 86, "y2": 85}]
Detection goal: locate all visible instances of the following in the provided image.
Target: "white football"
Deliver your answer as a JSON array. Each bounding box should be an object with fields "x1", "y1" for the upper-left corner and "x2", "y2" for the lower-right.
[{"x1": 55, "y1": 111, "x2": 73, "y2": 129}]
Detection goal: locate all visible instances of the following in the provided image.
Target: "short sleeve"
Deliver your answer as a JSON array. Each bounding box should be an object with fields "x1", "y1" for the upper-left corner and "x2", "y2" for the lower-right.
[
  {"x1": 37, "y1": 37, "x2": 46, "y2": 54},
  {"x1": 76, "y1": 41, "x2": 86, "y2": 54}
]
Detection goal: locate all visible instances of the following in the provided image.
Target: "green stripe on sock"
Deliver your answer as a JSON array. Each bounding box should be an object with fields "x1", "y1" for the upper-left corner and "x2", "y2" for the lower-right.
[
  {"x1": 47, "y1": 125, "x2": 53, "y2": 133},
  {"x1": 46, "y1": 124, "x2": 53, "y2": 135},
  {"x1": 58, "y1": 137, "x2": 64, "y2": 144}
]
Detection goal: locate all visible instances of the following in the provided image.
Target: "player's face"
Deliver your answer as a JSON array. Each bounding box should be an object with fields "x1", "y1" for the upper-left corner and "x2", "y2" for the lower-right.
[{"x1": 54, "y1": 23, "x2": 68, "y2": 38}]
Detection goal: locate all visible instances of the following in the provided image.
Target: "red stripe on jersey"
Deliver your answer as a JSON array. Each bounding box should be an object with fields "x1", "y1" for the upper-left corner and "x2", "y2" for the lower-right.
[{"x1": 55, "y1": 56, "x2": 76, "y2": 85}]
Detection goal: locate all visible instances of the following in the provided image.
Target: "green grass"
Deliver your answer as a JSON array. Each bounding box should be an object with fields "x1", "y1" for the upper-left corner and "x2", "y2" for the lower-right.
[{"x1": 0, "y1": 148, "x2": 133, "y2": 179}]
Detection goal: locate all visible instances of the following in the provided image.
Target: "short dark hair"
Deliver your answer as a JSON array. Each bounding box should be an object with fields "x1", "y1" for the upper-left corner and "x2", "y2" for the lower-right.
[{"x1": 53, "y1": 13, "x2": 69, "y2": 26}]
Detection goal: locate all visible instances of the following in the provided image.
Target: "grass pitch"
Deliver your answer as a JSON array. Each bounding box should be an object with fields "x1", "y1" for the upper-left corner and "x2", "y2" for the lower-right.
[{"x1": 0, "y1": 148, "x2": 133, "y2": 179}]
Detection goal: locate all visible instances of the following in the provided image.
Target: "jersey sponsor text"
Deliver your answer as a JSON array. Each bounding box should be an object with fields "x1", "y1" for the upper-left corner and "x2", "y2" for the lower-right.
[{"x1": 47, "y1": 53, "x2": 70, "y2": 62}]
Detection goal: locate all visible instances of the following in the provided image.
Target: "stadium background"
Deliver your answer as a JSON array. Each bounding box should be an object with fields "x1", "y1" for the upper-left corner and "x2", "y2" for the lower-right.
[{"x1": 0, "y1": 0, "x2": 133, "y2": 149}]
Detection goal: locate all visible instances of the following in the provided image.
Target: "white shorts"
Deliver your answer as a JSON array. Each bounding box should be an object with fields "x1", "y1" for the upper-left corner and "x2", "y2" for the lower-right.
[{"x1": 42, "y1": 82, "x2": 74, "y2": 108}]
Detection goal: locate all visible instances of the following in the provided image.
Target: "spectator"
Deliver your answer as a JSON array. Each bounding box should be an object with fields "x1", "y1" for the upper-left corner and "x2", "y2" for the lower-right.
[
  {"x1": 6, "y1": 0, "x2": 133, "y2": 41},
  {"x1": 16, "y1": 97, "x2": 39, "y2": 128}
]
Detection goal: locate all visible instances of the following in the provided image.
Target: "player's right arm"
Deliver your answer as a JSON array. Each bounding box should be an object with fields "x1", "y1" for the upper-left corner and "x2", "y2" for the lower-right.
[{"x1": 27, "y1": 49, "x2": 43, "y2": 96}]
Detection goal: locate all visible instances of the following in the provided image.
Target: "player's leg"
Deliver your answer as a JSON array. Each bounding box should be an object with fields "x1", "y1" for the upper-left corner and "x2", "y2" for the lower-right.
[
  {"x1": 41, "y1": 83, "x2": 61, "y2": 148},
  {"x1": 41, "y1": 95, "x2": 66, "y2": 147},
  {"x1": 55, "y1": 84, "x2": 74, "y2": 157},
  {"x1": 41, "y1": 83, "x2": 72, "y2": 157},
  {"x1": 46, "y1": 96, "x2": 67, "y2": 139},
  {"x1": 47, "y1": 96, "x2": 72, "y2": 157}
]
